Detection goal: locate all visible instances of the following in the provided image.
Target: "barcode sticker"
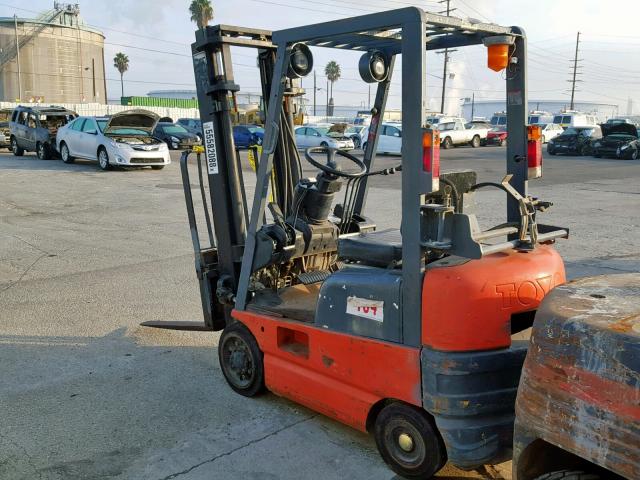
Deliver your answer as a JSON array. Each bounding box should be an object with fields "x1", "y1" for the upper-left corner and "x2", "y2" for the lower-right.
[{"x1": 203, "y1": 121, "x2": 218, "y2": 174}]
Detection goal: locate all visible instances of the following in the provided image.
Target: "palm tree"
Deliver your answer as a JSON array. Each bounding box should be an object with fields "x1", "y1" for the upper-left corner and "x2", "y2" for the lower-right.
[
  {"x1": 189, "y1": 0, "x2": 214, "y2": 30},
  {"x1": 113, "y1": 52, "x2": 129, "y2": 98},
  {"x1": 324, "y1": 60, "x2": 341, "y2": 102}
]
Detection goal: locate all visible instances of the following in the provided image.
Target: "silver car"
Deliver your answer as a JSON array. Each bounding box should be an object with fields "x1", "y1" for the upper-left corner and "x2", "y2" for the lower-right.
[
  {"x1": 295, "y1": 125, "x2": 354, "y2": 150},
  {"x1": 56, "y1": 109, "x2": 171, "y2": 171}
]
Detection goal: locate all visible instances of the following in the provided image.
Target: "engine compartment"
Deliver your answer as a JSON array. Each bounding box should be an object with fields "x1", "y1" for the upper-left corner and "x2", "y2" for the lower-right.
[{"x1": 106, "y1": 135, "x2": 162, "y2": 145}]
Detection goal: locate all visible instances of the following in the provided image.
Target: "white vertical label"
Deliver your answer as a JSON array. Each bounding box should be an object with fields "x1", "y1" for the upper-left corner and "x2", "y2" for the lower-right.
[{"x1": 203, "y1": 121, "x2": 218, "y2": 174}]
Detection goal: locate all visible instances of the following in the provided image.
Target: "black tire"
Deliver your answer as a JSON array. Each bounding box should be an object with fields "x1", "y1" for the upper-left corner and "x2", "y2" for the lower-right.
[
  {"x1": 36, "y1": 142, "x2": 51, "y2": 160},
  {"x1": 60, "y1": 142, "x2": 74, "y2": 163},
  {"x1": 97, "y1": 147, "x2": 111, "y2": 171},
  {"x1": 218, "y1": 321, "x2": 265, "y2": 397},
  {"x1": 533, "y1": 470, "x2": 601, "y2": 480},
  {"x1": 594, "y1": 154, "x2": 602, "y2": 158},
  {"x1": 320, "y1": 141, "x2": 329, "y2": 147},
  {"x1": 547, "y1": 146, "x2": 556, "y2": 156},
  {"x1": 11, "y1": 137, "x2": 24, "y2": 156},
  {"x1": 352, "y1": 137, "x2": 361, "y2": 149},
  {"x1": 362, "y1": 142, "x2": 368, "y2": 151},
  {"x1": 151, "y1": 165, "x2": 165, "y2": 170},
  {"x1": 442, "y1": 137, "x2": 452, "y2": 149},
  {"x1": 630, "y1": 148, "x2": 639, "y2": 160},
  {"x1": 470, "y1": 135, "x2": 481, "y2": 148},
  {"x1": 374, "y1": 402, "x2": 447, "y2": 479}
]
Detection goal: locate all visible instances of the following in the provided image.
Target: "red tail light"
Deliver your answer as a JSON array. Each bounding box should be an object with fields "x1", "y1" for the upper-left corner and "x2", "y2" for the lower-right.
[
  {"x1": 527, "y1": 125, "x2": 543, "y2": 179},
  {"x1": 422, "y1": 128, "x2": 440, "y2": 191}
]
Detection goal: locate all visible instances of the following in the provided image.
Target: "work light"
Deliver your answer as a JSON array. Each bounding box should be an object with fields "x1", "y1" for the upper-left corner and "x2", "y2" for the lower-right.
[
  {"x1": 287, "y1": 43, "x2": 313, "y2": 78},
  {"x1": 358, "y1": 51, "x2": 389, "y2": 83}
]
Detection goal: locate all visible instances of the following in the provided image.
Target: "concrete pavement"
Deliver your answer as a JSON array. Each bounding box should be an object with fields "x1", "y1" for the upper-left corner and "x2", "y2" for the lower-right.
[{"x1": 1, "y1": 147, "x2": 638, "y2": 479}]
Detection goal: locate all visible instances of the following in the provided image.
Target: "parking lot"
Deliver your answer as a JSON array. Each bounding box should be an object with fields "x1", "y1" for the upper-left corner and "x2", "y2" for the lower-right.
[{"x1": 1, "y1": 146, "x2": 639, "y2": 480}]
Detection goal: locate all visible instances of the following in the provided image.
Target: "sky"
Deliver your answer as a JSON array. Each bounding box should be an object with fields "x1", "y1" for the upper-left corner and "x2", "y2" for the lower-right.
[{"x1": 1, "y1": 0, "x2": 639, "y2": 114}]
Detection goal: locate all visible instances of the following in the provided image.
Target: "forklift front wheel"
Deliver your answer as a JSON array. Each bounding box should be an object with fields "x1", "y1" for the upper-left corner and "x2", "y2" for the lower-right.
[
  {"x1": 218, "y1": 322, "x2": 265, "y2": 397},
  {"x1": 374, "y1": 402, "x2": 447, "y2": 479}
]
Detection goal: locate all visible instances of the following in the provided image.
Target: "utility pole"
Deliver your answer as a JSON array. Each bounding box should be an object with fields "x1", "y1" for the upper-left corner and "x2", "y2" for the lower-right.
[
  {"x1": 437, "y1": 0, "x2": 456, "y2": 114},
  {"x1": 14, "y1": 14, "x2": 22, "y2": 101},
  {"x1": 313, "y1": 70, "x2": 317, "y2": 116},
  {"x1": 569, "y1": 31, "x2": 581, "y2": 110}
]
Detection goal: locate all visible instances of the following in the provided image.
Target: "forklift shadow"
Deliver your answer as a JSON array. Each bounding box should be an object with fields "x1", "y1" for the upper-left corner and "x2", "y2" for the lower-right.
[{"x1": 5, "y1": 327, "x2": 461, "y2": 479}]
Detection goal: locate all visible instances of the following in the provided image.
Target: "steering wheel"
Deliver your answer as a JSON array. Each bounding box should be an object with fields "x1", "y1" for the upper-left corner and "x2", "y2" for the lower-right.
[{"x1": 304, "y1": 146, "x2": 367, "y2": 179}]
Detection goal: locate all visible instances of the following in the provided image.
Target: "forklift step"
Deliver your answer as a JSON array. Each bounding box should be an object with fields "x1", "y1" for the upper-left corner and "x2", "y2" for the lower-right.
[{"x1": 298, "y1": 270, "x2": 332, "y2": 285}]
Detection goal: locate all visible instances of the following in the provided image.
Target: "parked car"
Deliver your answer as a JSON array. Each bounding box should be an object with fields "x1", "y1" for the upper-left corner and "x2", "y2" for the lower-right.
[
  {"x1": 490, "y1": 111, "x2": 507, "y2": 126},
  {"x1": 0, "y1": 107, "x2": 12, "y2": 149},
  {"x1": 605, "y1": 116, "x2": 640, "y2": 127},
  {"x1": 295, "y1": 125, "x2": 354, "y2": 150},
  {"x1": 546, "y1": 125, "x2": 602, "y2": 156},
  {"x1": 176, "y1": 118, "x2": 203, "y2": 140},
  {"x1": 56, "y1": 110, "x2": 170, "y2": 170},
  {"x1": 233, "y1": 124, "x2": 264, "y2": 148},
  {"x1": 486, "y1": 126, "x2": 507, "y2": 146},
  {"x1": 437, "y1": 118, "x2": 487, "y2": 148},
  {"x1": 527, "y1": 110, "x2": 553, "y2": 125},
  {"x1": 153, "y1": 122, "x2": 201, "y2": 150},
  {"x1": 552, "y1": 111, "x2": 598, "y2": 129},
  {"x1": 362, "y1": 123, "x2": 402, "y2": 155},
  {"x1": 466, "y1": 120, "x2": 492, "y2": 130},
  {"x1": 592, "y1": 123, "x2": 639, "y2": 160},
  {"x1": 9, "y1": 105, "x2": 77, "y2": 159},
  {"x1": 339, "y1": 124, "x2": 365, "y2": 149},
  {"x1": 538, "y1": 123, "x2": 564, "y2": 143}
]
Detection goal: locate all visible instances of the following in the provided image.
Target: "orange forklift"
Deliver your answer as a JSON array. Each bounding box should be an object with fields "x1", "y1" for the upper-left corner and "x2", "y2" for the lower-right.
[{"x1": 143, "y1": 8, "x2": 639, "y2": 479}]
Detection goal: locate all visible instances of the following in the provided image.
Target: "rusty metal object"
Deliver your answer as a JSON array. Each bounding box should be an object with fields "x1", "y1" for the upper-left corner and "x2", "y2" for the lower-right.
[{"x1": 514, "y1": 273, "x2": 640, "y2": 480}]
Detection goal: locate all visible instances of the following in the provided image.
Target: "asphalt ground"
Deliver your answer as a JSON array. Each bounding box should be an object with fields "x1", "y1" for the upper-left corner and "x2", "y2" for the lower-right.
[{"x1": 1, "y1": 145, "x2": 639, "y2": 480}]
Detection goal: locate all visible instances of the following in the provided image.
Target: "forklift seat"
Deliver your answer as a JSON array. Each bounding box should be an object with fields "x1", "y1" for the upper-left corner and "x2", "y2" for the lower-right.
[{"x1": 338, "y1": 228, "x2": 402, "y2": 268}]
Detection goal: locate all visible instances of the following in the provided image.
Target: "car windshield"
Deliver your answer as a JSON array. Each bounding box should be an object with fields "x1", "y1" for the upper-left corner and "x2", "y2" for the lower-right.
[
  {"x1": 315, "y1": 127, "x2": 330, "y2": 135},
  {"x1": 247, "y1": 126, "x2": 263, "y2": 133},
  {"x1": 538, "y1": 123, "x2": 548, "y2": 129},
  {"x1": 97, "y1": 120, "x2": 108, "y2": 132},
  {"x1": 491, "y1": 127, "x2": 506, "y2": 132},
  {"x1": 346, "y1": 126, "x2": 363, "y2": 134},
  {"x1": 162, "y1": 124, "x2": 189, "y2": 134},
  {"x1": 439, "y1": 122, "x2": 455, "y2": 131}
]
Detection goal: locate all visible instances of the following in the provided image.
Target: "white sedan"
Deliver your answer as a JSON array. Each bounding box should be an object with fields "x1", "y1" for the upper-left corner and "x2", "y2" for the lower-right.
[
  {"x1": 56, "y1": 109, "x2": 171, "y2": 170},
  {"x1": 361, "y1": 123, "x2": 402, "y2": 155},
  {"x1": 295, "y1": 125, "x2": 354, "y2": 150}
]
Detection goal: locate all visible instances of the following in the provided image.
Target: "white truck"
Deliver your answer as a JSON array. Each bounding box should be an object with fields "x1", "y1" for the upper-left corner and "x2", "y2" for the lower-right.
[{"x1": 436, "y1": 117, "x2": 489, "y2": 148}]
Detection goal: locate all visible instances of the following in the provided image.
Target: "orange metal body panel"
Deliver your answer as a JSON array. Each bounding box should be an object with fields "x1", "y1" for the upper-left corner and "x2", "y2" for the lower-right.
[
  {"x1": 422, "y1": 245, "x2": 566, "y2": 351},
  {"x1": 233, "y1": 310, "x2": 422, "y2": 431}
]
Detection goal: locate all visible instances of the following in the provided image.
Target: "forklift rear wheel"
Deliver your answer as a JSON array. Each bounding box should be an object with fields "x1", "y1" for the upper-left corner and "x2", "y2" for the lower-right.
[
  {"x1": 218, "y1": 321, "x2": 265, "y2": 397},
  {"x1": 374, "y1": 402, "x2": 446, "y2": 479},
  {"x1": 534, "y1": 470, "x2": 600, "y2": 480}
]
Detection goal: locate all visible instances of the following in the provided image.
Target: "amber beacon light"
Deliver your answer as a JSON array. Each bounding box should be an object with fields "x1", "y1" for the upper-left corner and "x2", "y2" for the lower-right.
[{"x1": 483, "y1": 35, "x2": 516, "y2": 72}]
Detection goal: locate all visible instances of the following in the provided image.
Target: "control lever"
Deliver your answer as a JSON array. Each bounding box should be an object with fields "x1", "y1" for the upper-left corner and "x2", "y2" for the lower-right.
[{"x1": 268, "y1": 202, "x2": 287, "y2": 229}]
